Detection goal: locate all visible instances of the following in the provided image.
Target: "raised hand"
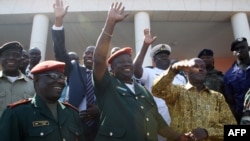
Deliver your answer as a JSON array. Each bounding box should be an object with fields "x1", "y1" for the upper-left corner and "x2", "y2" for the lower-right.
[
  {"x1": 107, "y1": 2, "x2": 129, "y2": 24},
  {"x1": 53, "y1": 0, "x2": 69, "y2": 19},
  {"x1": 144, "y1": 28, "x2": 157, "y2": 46},
  {"x1": 172, "y1": 59, "x2": 191, "y2": 72}
]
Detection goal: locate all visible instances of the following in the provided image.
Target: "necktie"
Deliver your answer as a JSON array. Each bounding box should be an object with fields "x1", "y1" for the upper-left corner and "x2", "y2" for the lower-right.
[
  {"x1": 86, "y1": 71, "x2": 95, "y2": 126},
  {"x1": 86, "y1": 71, "x2": 95, "y2": 105}
]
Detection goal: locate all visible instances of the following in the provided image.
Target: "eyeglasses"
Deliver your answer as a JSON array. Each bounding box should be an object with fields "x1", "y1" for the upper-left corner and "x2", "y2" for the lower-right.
[{"x1": 39, "y1": 73, "x2": 65, "y2": 80}]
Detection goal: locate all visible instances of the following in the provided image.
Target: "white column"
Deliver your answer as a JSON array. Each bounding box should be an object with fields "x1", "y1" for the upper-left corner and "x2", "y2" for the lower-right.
[
  {"x1": 29, "y1": 14, "x2": 49, "y2": 62},
  {"x1": 231, "y1": 13, "x2": 250, "y2": 43},
  {"x1": 134, "y1": 12, "x2": 151, "y2": 67}
]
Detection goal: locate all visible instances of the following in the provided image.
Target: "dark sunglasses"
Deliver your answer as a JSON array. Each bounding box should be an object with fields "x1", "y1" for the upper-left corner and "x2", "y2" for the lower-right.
[{"x1": 39, "y1": 73, "x2": 65, "y2": 80}]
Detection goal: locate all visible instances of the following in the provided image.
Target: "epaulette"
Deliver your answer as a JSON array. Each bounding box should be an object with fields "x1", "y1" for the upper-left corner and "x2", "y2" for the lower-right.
[
  {"x1": 8, "y1": 98, "x2": 32, "y2": 108},
  {"x1": 62, "y1": 102, "x2": 79, "y2": 112}
]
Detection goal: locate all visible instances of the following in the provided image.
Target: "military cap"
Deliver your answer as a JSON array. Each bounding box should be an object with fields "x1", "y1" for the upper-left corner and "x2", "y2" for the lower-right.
[
  {"x1": 0, "y1": 41, "x2": 23, "y2": 55},
  {"x1": 31, "y1": 60, "x2": 65, "y2": 74},
  {"x1": 150, "y1": 44, "x2": 171, "y2": 57},
  {"x1": 231, "y1": 37, "x2": 248, "y2": 51},
  {"x1": 198, "y1": 49, "x2": 214, "y2": 58},
  {"x1": 107, "y1": 47, "x2": 132, "y2": 64}
]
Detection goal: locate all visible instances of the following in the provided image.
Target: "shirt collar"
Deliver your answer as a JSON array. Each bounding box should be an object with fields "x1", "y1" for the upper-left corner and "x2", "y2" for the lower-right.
[
  {"x1": 184, "y1": 82, "x2": 210, "y2": 93},
  {"x1": 0, "y1": 70, "x2": 30, "y2": 82}
]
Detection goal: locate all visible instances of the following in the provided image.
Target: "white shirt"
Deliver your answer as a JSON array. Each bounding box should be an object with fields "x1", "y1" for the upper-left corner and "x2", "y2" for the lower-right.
[{"x1": 140, "y1": 67, "x2": 186, "y2": 91}]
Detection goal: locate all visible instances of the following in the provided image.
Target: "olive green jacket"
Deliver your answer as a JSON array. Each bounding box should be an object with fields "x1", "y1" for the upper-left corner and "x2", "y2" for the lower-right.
[
  {"x1": 94, "y1": 70, "x2": 180, "y2": 141},
  {"x1": 0, "y1": 96, "x2": 85, "y2": 141}
]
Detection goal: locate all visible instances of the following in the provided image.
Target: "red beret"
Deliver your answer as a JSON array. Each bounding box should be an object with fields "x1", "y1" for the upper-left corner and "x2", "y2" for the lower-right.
[
  {"x1": 31, "y1": 60, "x2": 65, "y2": 74},
  {"x1": 107, "y1": 47, "x2": 132, "y2": 64}
]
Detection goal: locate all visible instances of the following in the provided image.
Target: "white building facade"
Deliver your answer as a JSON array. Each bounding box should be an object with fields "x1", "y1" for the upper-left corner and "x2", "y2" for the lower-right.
[{"x1": 1, "y1": 0, "x2": 250, "y2": 71}]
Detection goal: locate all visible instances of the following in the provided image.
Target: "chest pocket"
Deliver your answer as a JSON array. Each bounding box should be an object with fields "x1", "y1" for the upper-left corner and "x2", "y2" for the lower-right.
[
  {"x1": 67, "y1": 126, "x2": 83, "y2": 137},
  {"x1": 28, "y1": 126, "x2": 56, "y2": 137},
  {"x1": 116, "y1": 86, "x2": 130, "y2": 95},
  {"x1": 98, "y1": 125, "x2": 126, "y2": 138},
  {"x1": 0, "y1": 90, "x2": 6, "y2": 111},
  {"x1": 229, "y1": 76, "x2": 248, "y2": 93},
  {"x1": 28, "y1": 125, "x2": 83, "y2": 140}
]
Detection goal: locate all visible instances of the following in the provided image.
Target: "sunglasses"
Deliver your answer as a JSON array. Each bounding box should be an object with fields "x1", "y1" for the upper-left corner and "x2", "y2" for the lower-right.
[{"x1": 39, "y1": 73, "x2": 65, "y2": 80}]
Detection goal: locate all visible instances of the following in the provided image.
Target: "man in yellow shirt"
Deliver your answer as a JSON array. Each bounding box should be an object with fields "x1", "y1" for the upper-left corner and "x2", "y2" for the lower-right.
[{"x1": 152, "y1": 58, "x2": 237, "y2": 141}]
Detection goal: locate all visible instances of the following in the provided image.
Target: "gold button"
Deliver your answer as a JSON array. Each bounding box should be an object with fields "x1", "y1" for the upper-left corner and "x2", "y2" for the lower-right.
[
  {"x1": 146, "y1": 117, "x2": 149, "y2": 121},
  {"x1": 141, "y1": 106, "x2": 144, "y2": 109},
  {"x1": 147, "y1": 132, "x2": 150, "y2": 136}
]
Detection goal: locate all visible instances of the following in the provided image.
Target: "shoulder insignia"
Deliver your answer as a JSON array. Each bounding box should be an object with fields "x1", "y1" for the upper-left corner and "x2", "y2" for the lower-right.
[
  {"x1": 8, "y1": 98, "x2": 32, "y2": 108},
  {"x1": 62, "y1": 102, "x2": 79, "y2": 112}
]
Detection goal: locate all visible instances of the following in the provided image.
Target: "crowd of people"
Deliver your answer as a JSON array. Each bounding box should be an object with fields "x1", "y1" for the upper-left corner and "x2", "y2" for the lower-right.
[{"x1": 0, "y1": 0, "x2": 249, "y2": 141}]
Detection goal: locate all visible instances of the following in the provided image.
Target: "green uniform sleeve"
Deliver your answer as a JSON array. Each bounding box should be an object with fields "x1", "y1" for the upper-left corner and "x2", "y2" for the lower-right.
[{"x1": 0, "y1": 108, "x2": 21, "y2": 141}]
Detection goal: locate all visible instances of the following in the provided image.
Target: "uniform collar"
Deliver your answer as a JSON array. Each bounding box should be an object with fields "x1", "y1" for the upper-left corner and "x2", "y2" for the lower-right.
[{"x1": 0, "y1": 70, "x2": 30, "y2": 82}]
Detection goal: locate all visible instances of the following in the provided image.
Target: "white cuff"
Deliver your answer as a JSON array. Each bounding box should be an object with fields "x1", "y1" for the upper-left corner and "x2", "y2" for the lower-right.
[{"x1": 52, "y1": 25, "x2": 64, "y2": 30}]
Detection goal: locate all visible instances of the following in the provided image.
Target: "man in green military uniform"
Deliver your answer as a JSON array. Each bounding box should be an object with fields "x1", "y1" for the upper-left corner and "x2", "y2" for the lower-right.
[
  {"x1": 93, "y1": 2, "x2": 207, "y2": 141},
  {"x1": 0, "y1": 60, "x2": 85, "y2": 141},
  {"x1": 197, "y1": 49, "x2": 224, "y2": 94}
]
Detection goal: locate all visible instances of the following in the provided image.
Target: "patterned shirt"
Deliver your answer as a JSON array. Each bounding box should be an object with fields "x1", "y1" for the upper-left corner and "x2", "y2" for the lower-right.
[{"x1": 152, "y1": 68, "x2": 237, "y2": 141}]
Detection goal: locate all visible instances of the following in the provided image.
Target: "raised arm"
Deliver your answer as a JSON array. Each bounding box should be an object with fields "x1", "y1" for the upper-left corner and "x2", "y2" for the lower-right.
[
  {"x1": 52, "y1": 0, "x2": 73, "y2": 75},
  {"x1": 93, "y1": 2, "x2": 128, "y2": 81},
  {"x1": 52, "y1": 0, "x2": 69, "y2": 62},
  {"x1": 133, "y1": 28, "x2": 157, "y2": 78},
  {"x1": 53, "y1": 0, "x2": 69, "y2": 27},
  {"x1": 152, "y1": 59, "x2": 190, "y2": 99}
]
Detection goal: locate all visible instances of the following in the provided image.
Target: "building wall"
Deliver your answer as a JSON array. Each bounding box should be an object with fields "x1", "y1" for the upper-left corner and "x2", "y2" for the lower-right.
[
  {"x1": 0, "y1": 0, "x2": 249, "y2": 72},
  {"x1": 216, "y1": 57, "x2": 235, "y2": 73},
  {"x1": 1, "y1": 0, "x2": 250, "y2": 14}
]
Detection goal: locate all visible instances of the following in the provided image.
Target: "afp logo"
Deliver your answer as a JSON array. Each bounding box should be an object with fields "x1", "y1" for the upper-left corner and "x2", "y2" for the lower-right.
[{"x1": 224, "y1": 125, "x2": 250, "y2": 140}]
